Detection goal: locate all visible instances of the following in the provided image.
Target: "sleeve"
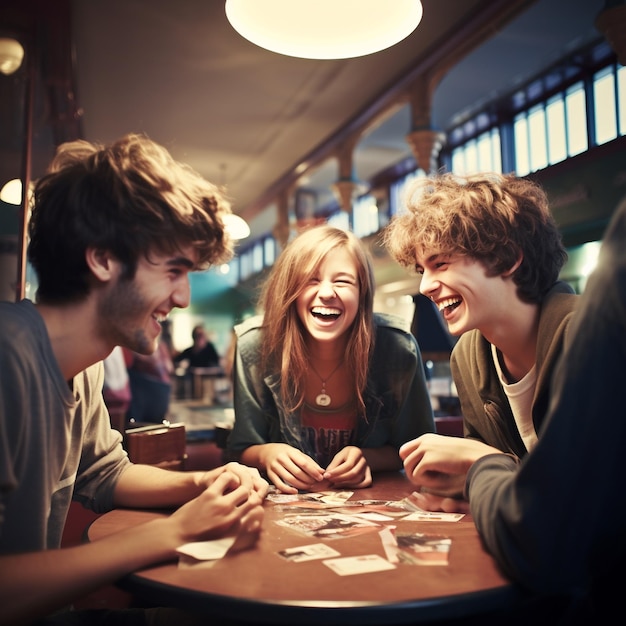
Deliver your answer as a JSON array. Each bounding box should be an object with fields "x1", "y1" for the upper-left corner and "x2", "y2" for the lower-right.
[
  {"x1": 173, "y1": 347, "x2": 189, "y2": 364},
  {"x1": 226, "y1": 341, "x2": 275, "y2": 457},
  {"x1": 208, "y1": 342, "x2": 220, "y2": 366},
  {"x1": 466, "y1": 215, "x2": 626, "y2": 596},
  {"x1": 0, "y1": 335, "x2": 29, "y2": 524},
  {"x1": 72, "y1": 364, "x2": 132, "y2": 513},
  {"x1": 390, "y1": 333, "x2": 435, "y2": 448},
  {"x1": 449, "y1": 337, "x2": 486, "y2": 442}
]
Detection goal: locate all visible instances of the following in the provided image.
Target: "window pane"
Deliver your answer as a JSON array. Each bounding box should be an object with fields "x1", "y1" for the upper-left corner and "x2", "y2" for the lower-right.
[
  {"x1": 451, "y1": 148, "x2": 465, "y2": 174},
  {"x1": 264, "y1": 237, "x2": 275, "y2": 267},
  {"x1": 477, "y1": 132, "x2": 493, "y2": 171},
  {"x1": 391, "y1": 170, "x2": 421, "y2": 216},
  {"x1": 239, "y1": 250, "x2": 252, "y2": 281},
  {"x1": 251, "y1": 242, "x2": 264, "y2": 273},
  {"x1": 353, "y1": 195, "x2": 379, "y2": 238},
  {"x1": 565, "y1": 84, "x2": 588, "y2": 156},
  {"x1": 491, "y1": 129, "x2": 502, "y2": 173},
  {"x1": 327, "y1": 210, "x2": 350, "y2": 230},
  {"x1": 227, "y1": 257, "x2": 239, "y2": 285},
  {"x1": 528, "y1": 105, "x2": 548, "y2": 171},
  {"x1": 594, "y1": 67, "x2": 617, "y2": 145},
  {"x1": 464, "y1": 140, "x2": 478, "y2": 174},
  {"x1": 514, "y1": 114, "x2": 530, "y2": 176},
  {"x1": 546, "y1": 96, "x2": 567, "y2": 164}
]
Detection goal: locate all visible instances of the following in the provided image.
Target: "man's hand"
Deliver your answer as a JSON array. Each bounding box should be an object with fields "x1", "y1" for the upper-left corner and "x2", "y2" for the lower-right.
[
  {"x1": 170, "y1": 468, "x2": 265, "y2": 545},
  {"x1": 400, "y1": 434, "x2": 501, "y2": 504},
  {"x1": 198, "y1": 462, "x2": 269, "y2": 499}
]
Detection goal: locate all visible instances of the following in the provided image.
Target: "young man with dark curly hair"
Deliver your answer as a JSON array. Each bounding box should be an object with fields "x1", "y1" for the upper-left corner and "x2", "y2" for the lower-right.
[{"x1": 0, "y1": 134, "x2": 268, "y2": 625}]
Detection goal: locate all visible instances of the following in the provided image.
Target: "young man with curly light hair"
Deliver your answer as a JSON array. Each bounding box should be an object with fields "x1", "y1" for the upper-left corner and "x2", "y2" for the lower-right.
[{"x1": 384, "y1": 172, "x2": 578, "y2": 511}]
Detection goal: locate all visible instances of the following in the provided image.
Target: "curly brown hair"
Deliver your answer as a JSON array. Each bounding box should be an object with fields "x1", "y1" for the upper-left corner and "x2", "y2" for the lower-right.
[
  {"x1": 383, "y1": 172, "x2": 567, "y2": 303},
  {"x1": 28, "y1": 133, "x2": 233, "y2": 304}
]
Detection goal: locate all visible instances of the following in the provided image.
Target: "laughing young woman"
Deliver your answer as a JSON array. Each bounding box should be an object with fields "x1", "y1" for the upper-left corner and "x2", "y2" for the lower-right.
[{"x1": 227, "y1": 225, "x2": 434, "y2": 493}]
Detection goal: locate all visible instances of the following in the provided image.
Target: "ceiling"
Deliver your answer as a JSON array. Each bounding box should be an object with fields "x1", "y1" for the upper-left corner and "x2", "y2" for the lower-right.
[{"x1": 0, "y1": 0, "x2": 607, "y2": 247}]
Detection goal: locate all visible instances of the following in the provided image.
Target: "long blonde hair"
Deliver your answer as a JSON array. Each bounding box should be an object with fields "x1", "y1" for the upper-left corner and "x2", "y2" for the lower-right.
[{"x1": 258, "y1": 225, "x2": 375, "y2": 414}]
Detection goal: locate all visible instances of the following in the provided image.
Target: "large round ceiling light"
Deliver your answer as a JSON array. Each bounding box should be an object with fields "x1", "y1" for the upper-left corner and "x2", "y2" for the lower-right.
[{"x1": 225, "y1": 0, "x2": 423, "y2": 60}]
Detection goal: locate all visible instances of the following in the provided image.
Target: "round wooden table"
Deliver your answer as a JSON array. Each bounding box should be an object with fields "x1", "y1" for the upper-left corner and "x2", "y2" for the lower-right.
[{"x1": 88, "y1": 471, "x2": 522, "y2": 624}]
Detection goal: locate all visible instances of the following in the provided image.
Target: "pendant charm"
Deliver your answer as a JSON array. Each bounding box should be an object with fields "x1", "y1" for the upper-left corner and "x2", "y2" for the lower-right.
[{"x1": 315, "y1": 393, "x2": 331, "y2": 407}]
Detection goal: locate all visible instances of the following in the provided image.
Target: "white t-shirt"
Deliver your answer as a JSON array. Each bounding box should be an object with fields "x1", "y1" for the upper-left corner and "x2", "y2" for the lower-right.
[{"x1": 491, "y1": 343, "x2": 538, "y2": 451}]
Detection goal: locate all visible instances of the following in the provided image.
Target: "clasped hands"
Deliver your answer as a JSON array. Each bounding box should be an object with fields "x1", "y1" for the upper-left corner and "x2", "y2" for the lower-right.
[
  {"x1": 400, "y1": 433, "x2": 502, "y2": 513},
  {"x1": 172, "y1": 462, "x2": 269, "y2": 553},
  {"x1": 261, "y1": 443, "x2": 372, "y2": 494}
]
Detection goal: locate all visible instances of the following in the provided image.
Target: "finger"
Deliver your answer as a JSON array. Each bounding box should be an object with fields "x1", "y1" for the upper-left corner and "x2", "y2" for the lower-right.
[
  {"x1": 276, "y1": 456, "x2": 324, "y2": 485},
  {"x1": 266, "y1": 468, "x2": 299, "y2": 494},
  {"x1": 291, "y1": 456, "x2": 325, "y2": 481},
  {"x1": 208, "y1": 469, "x2": 246, "y2": 496},
  {"x1": 325, "y1": 457, "x2": 366, "y2": 483},
  {"x1": 399, "y1": 438, "x2": 424, "y2": 460},
  {"x1": 329, "y1": 463, "x2": 371, "y2": 488},
  {"x1": 249, "y1": 472, "x2": 270, "y2": 498}
]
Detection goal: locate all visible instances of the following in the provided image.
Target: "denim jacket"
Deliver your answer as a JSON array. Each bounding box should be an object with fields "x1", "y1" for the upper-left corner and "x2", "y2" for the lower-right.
[{"x1": 226, "y1": 312, "x2": 434, "y2": 463}]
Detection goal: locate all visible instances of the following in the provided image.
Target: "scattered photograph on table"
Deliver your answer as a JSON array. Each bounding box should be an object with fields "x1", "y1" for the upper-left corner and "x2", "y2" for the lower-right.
[
  {"x1": 274, "y1": 498, "x2": 412, "y2": 520},
  {"x1": 268, "y1": 490, "x2": 354, "y2": 507},
  {"x1": 332, "y1": 500, "x2": 411, "y2": 520},
  {"x1": 394, "y1": 532, "x2": 452, "y2": 566},
  {"x1": 277, "y1": 543, "x2": 341, "y2": 562},
  {"x1": 402, "y1": 510, "x2": 465, "y2": 522},
  {"x1": 276, "y1": 512, "x2": 381, "y2": 539},
  {"x1": 323, "y1": 554, "x2": 397, "y2": 576},
  {"x1": 400, "y1": 492, "x2": 465, "y2": 521}
]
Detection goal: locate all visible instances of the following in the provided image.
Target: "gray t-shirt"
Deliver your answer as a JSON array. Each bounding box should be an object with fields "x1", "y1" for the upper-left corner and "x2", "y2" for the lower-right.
[{"x1": 0, "y1": 299, "x2": 130, "y2": 554}]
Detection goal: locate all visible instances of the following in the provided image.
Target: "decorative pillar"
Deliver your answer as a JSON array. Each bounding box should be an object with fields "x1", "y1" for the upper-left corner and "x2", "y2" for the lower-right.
[
  {"x1": 406, "y1": 129, "x2": 446, "y2": 174},
  {"x1": 272, "y1": 187, "x2": 291, "y2": 250},
  {"x1": 405, "y1": 77, "x2": 446, "y2": 174},
  {"x1": 331, "y1": 179, "x2": 357, "y2": 214},
  {"x1": 596, "y1": 2, "x2": 626, "y2": 66},
  {"x1": 331, "y1": 136, "x2": 361, "y2": 213}
]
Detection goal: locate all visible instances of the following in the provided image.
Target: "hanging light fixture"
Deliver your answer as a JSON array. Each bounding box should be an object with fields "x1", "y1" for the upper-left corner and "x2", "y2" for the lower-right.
[
  {"x1": 1, "y1": 179, "x2": 24, "y2": 205},
  {"x1": 0, "y1": 37, "x2": 25, "y2": 75},
  {"x1": 225, "y1": 0, "x2": 423, "y2": 60},
  {"x1": 223, "y1": 213, "x2": 251, "y2": 239}
]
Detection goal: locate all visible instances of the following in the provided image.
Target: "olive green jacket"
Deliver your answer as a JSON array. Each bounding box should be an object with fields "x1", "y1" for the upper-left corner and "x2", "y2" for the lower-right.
[{"x1": 451, "y1": 282, "x2": 578, "y2": 459}]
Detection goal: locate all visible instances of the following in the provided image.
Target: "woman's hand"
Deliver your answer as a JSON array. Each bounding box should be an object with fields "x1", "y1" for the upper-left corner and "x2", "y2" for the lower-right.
[
  {"x1": 260, "y1": 443, "x2": 326, "y2": 494},
  {"x1": 324, "y1": 446, "x2": 372, "y2": 489}
]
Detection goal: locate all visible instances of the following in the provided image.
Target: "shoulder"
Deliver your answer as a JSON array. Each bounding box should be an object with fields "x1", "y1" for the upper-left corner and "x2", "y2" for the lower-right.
[
  {"x1": 451, "y1": 329, "x2": 489, "y2": 367},
  {"x1": 0, "y1": 299, "x2": 43, "y2": 354},
  {"x1": 234, "y1": 315, "x2": 264, "y2": 362},
  {"x1": 373, "y1": 312, "x2": 412, "y2": 335},
  {"x1": 372, "y1": 312, "x2": 419, "y2": 361},
  {"x1": 234, "y1": 314, "x2": 264, "y2": 339},
  {"x1": 543, "y1": 282, "x2": 579, "y2": 314},
  {"x1": 539, "y1": 284, "x2": 579, "y2": 331}
]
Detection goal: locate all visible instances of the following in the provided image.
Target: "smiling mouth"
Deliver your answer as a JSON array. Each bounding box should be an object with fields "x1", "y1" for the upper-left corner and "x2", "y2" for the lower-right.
[
  {"x1": 311, "y1": 306, "x2": 341, "y2": 321},
  {"x1": 436, "y1": 297, "x2": 462, "y2": 314}
]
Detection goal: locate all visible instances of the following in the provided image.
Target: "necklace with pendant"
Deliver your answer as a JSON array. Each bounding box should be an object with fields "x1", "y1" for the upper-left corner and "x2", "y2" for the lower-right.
[{"x1": 310, "y1": 360, "x2": 343, "y2": 407}]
